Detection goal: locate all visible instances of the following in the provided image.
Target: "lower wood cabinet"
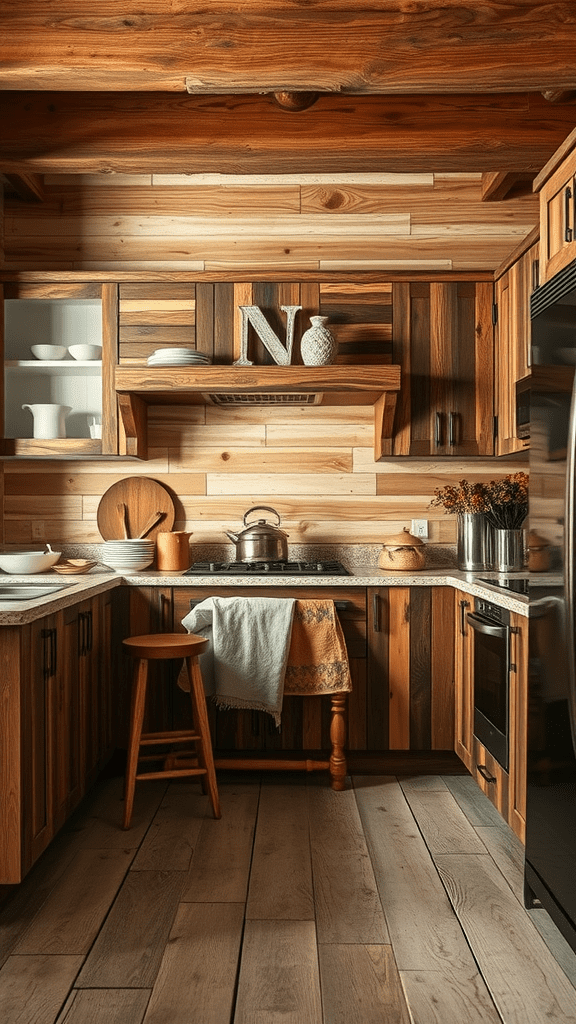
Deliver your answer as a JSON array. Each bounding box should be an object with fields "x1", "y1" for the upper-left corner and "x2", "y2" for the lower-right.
[
  {"x1": 124, "y1": 584, "x2": 455, "y2": 759},
  {"x1": 454, "y1": 588, "x2": 528, "y2": 841},
  {"x1": 0, "y1": 590, "x2": 117, "y2": 885}
]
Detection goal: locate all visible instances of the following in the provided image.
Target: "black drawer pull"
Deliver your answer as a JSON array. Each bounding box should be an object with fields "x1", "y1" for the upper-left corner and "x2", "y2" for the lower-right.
[{"x1": 477, "y1": 764, "x2": 496, "y2": 784}]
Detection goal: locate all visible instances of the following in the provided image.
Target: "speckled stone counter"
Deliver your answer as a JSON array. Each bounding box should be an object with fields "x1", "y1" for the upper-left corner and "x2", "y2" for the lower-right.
[{"x1": 0, "y1": 564, "x2": 530, "y2": 623}]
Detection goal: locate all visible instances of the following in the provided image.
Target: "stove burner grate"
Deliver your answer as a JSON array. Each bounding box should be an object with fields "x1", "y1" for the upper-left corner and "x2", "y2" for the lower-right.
[{"x1": 184, "y1": 560, "x2": 350, "y2": 576}]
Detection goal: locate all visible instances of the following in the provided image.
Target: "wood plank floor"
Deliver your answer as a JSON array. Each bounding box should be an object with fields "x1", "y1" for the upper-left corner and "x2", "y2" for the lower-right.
[{"x1": 1, "y1": 770, "x2": 576, "y2": 1024}]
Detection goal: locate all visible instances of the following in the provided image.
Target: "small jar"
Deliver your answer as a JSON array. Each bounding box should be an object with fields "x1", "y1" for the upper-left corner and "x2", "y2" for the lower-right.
[{"x1": 378, "y1": 527, "x2": 426, "y2": 572}]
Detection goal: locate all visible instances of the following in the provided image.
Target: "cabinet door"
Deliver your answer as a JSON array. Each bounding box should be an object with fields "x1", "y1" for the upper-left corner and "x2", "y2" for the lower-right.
[
  {"x1": 79, "y1": 593, "x2": 116, "y2": 791},
  {"x1": 539, "y1": 149, "x2": 576, "y2": 284},
  {"x1": 454, "y1": 589, "x2": 473, "y2": 770},
  {"x1": 494, "y1": 242, "x2": 537, "y2": 456},
  {"x1": 392, "y1": 281, "x2": 494, "y2": 456},
  {"x1": 21, "y1": 615, "x2": 58, "y2": 875},
  {"x1": 54, "y1": 605, "x2": 83, "y2": 829},
  {"x1": 368, "y1": 586, "x2": 455, "y2": 753},
  {"x1": 508, "y1": 611, "x2": 528, "y2": 842}
]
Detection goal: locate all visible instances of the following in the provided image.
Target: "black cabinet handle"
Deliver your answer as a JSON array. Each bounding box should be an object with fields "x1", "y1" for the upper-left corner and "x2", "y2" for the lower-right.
[
  {"x1": 565, "y1": 185, "x2": 573, "y2": 242},
  {"x1": 435, "y1": 411, "x2": 442, "y2": 447},
  {"x1": 459, "y1": 599, "x2": 470, "y2": 636},
  {"x1": 372, "y1": 592, "x2": 381, "y2": 633},
  {"x1": 78, "y1": 612, "x2": 86, "y2": 656},
  {"x1": 41, "y1": 628, "x2": 51, "y2": 680},
  {"x1": 49, "y1": 626, "x2": 56, "y2": 675},
  {"x1": 477, "y1": 764, "x2": 496, "y2": 784},
  {"x1": 448, "y1": 412, "x2": 456, "y2": 447}
]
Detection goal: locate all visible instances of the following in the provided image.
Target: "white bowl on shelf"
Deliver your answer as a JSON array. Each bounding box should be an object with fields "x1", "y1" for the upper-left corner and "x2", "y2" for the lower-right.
[
  {"x1": 30, "y1": 344, "x2": 67, "y2": 361},
  {"x1": 68, "y1": 344, "x2": 102, "y2": 361}
]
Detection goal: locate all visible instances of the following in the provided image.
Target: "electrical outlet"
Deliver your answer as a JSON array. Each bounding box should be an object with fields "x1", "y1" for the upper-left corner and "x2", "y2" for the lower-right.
[{"x1": 411, "y1": 519, "x2": 429, "y2": 539}]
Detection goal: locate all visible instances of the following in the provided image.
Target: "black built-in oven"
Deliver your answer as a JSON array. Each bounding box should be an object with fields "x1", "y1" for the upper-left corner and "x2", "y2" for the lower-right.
[{"x1": 467, "y1": 596, "x2": 513, "y2": 772}]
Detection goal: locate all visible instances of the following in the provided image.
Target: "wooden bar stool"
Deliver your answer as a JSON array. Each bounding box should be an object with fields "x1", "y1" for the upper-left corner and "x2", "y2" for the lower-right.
[{"x1": 122, "y1": 633, "x2": 221, "y2": 829}]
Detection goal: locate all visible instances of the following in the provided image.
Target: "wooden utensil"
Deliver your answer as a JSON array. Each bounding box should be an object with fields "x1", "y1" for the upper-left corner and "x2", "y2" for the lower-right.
[
  {"x1": 97, "y1": 477, "x2": 176, "y2": 540},
  {"x1": 118, "y1": 502, "x2": 130, "y2": 539},
  {"x1": 136, "y1": 510, "x2": 165, "y2": 539}
]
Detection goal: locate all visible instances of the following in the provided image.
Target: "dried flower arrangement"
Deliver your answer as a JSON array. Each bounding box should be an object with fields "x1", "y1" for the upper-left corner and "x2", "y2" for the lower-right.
[
  {"x1": 482, "y1": 472, "x2": 529, "y2": 530},
  {"x1": 430, "y1": 473, "x2": 529, "y2": 530},
  {"x1": 429, "y1": 479, "x2": 489, "y2": 516}
]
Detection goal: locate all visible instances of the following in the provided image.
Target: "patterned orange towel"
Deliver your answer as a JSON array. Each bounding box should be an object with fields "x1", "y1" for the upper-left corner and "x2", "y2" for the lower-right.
[{"x1": 284, "y1": 599, "x2": 352, "y2": 696}]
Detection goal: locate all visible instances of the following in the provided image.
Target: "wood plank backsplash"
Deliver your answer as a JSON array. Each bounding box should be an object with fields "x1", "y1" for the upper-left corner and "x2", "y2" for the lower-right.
[{"x1": 2, "y1": 441, "x2": 527, "y2": 551}]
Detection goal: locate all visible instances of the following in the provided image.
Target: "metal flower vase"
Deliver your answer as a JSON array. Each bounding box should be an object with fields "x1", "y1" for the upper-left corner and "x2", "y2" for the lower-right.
[
  {"x1": 300, "y1": 316, "x2": 337, "y2": 366},
  {"x1": 492, "y1": 528, "x2": 526, "y2": 573},
  {"x1": 456, "y1": 513, "x2": 492, "y2": 572}
]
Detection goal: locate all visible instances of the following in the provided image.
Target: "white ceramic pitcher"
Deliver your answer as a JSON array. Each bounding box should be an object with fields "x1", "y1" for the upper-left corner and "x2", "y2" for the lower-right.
[{"x1": 22, "y1": 403, "x2": 71, "y2": 439}]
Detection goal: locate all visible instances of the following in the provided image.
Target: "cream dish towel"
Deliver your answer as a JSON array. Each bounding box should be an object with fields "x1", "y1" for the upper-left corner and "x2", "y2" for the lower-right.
[{"x1": 181, "y1": 596, "x2": 296, "y2": 726}]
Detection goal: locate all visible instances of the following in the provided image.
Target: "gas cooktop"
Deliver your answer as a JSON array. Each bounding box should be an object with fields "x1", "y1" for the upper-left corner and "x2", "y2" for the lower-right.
[
  {"x1": 479, "y1": 577, "x2": 529, "y2": 596},
  {"x1": 184, "y1": 560, "x2": 350, "y2": 576}
]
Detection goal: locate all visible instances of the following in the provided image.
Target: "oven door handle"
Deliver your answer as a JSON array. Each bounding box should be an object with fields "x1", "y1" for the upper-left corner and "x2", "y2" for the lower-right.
[{"x1": 466, "y1": 612, "x2": 509, "y2": 639}]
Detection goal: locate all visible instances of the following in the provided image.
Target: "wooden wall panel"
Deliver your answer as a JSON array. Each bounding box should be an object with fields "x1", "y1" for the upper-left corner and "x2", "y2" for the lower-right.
[{"x1": 2, "y1": 173, "x2": 536, "y2": 272}]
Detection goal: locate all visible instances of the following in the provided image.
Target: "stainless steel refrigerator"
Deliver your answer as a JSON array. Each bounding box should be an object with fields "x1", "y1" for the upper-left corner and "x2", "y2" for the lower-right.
[{"x1": 526, "y1": 261, "x2": 576, "y2": 953}]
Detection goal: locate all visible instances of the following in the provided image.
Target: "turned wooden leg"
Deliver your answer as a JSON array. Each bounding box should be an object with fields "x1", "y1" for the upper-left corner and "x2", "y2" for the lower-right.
[
  {"x1": 123, "y1": 658, "x2": 148, "y2": 829},
  {"x1": 329, "y1": 692, "x2": 347, "y2": 790},
  {"x1": 185, "y1": 655, "x2": 221, "y2": 819}
]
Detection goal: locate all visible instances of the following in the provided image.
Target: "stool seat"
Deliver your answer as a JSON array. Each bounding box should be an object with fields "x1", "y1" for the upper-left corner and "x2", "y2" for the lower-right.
[
  {"x1": 123, "y1": 633, "x2": 208, "y2": 660},
  {"x1": 122, "y1": 632, "x2": 220, "y2": 829}
]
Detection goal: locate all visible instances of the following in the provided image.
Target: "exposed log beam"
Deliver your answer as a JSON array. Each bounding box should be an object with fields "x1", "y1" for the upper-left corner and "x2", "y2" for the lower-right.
[
  {"x1": 481, "y1": 171, "x2": 536, "y2": 202},
  {"x1": 0, "y1": 92, "x2": 575, "y2": 176},
  {"x1": 0, "y1": 173, "x2": 45, "y2": 202},
  {"x1": 272, "y1": 92, "x2": 320, "y2": 112},
  {"x1": 542, "y1": 90, "x2": 576, "y2": 103},
  {"x1": 1, "y1": 3, "x2": 576, "y2": 93}
]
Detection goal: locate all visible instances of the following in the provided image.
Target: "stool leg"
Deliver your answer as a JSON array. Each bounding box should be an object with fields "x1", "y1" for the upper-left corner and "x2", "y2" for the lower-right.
[
  {"x1": 185, "y1": 655, "x2": 221, "y2": 819},
  {"x1": 123, "y1": 657, "x2": 148, "y2": 829}
]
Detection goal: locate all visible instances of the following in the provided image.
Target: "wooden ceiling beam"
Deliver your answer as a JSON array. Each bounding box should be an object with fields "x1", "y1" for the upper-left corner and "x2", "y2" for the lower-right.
[
  {"x1": 0, "y1": 173, "x2": 45, "y2": 202},
  {"x1": 481, "y1": 172, "x2": 536, "y2": 202},
  {"x1": 1, "y1": 3, "x2": 576, "y2": 94},
  {"x1": 0, "y1": 92, "x2": 575, "y2": 176}
]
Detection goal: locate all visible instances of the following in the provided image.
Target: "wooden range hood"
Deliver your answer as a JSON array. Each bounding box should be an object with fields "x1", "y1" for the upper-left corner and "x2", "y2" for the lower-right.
[{"x1": 114, "y1": 364, "x2": 401, "y2": 461}]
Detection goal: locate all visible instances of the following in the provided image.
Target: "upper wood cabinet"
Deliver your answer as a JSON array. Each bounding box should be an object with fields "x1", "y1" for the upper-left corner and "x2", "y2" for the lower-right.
[
  {"x1": 391, "y1": 281, "x2": 494, "y2": 456},
  {"x1": 534, "y1": 126, "x2": 576, "y2": 285},
  {"x1": 0, "y1": 281, "x2": 119, "y2": 458},
  {"x1": 493, "y1": 230, "x2": 538, "y2": 456}
]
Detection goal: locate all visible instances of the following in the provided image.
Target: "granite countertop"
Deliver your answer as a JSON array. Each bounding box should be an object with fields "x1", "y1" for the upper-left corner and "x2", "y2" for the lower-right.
[{"x1": 0, "y1": 564, "x2": 531, "y2": 624}]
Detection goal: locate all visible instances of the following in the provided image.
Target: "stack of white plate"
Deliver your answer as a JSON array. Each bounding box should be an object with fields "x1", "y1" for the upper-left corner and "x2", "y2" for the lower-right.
[
  {"x1": 101, "y1": 539, "x2": 155, "y2": 574},
  {"x1": 147, "y1": 348, "x2": 212, "y2": 366}
]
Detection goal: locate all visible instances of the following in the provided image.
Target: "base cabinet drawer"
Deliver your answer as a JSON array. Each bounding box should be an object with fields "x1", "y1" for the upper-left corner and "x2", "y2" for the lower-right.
[{"x1": 471, "y1": 736, "x2": 510, "y2": 821}]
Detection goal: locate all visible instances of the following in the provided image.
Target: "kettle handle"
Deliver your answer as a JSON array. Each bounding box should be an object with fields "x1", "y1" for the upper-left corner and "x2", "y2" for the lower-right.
[{"x1": 243, "y1": 505, "x2": 281, "y2": 528}]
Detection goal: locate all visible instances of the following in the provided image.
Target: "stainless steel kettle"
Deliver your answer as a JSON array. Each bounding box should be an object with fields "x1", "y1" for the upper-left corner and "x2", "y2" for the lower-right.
[{"x1": 225, "y1": 505, "x2": 289, "y2": 562}]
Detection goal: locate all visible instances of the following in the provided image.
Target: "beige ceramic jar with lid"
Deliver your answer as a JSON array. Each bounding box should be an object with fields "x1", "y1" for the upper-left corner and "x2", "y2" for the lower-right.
[{"x1": 378, "y1": 527, "x2": 426, "y2": 572}]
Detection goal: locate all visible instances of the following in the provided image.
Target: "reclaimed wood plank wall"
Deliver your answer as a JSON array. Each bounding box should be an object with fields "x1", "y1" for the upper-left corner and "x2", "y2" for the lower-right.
[
  {"x1": 1, "y1": 173, "x2": 529, "y2": 551},
  {"x1": 3, "y1": 172, "x2": 536, "y2": 272}
]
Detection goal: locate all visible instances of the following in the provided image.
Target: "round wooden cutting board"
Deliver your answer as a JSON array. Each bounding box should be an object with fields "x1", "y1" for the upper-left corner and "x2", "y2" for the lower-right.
[{"x1": 97, "y1": 477, "x2": 176, "y2": 540}]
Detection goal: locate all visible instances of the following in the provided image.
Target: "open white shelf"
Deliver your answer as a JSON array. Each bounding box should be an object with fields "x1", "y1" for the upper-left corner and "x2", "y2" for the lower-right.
[{"x1": 6, "y1": 360, "x2": 102, "y2": 374}]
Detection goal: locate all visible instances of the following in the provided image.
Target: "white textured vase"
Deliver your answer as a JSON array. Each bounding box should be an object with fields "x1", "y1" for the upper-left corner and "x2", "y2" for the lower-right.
[{"x1": 300, "y1": 316, "x2": 337, "y2": 366}]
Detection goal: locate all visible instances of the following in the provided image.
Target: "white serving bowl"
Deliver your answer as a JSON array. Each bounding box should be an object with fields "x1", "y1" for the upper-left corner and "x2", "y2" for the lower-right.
[
  {"x1": 0, "y1": 547, "x2": 62, "y2": 574},
  {"x1": 31, "y1": 344, "x2": 67, "y2": 361},
  {"x1": 68, "y1": 344, "x2": 102, "y2": 361}
]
